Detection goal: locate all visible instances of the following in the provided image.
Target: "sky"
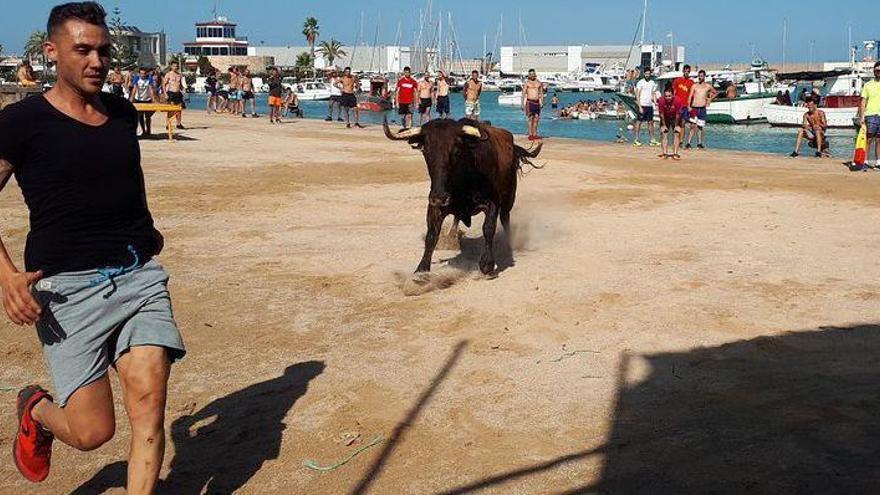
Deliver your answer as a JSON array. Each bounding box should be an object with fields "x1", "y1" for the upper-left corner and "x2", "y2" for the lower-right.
[{"x1": 0, "y1": 0, "x2": 875, "y2": 64}]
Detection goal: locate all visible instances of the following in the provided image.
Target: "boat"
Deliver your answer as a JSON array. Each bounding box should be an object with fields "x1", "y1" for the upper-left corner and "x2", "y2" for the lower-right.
[
  {"x1": 765, "y1": 68, "x2": 867, "y2": 129},
  {"x1": 706, "y1": 93, "x2": 777, "y2": 124},
  {"x1": 357, "y1": 95, "x2": 393, "y2": 112},
  {"x1": 291, "y1": 81, "x2": 331, "y2": 101},
  {"x1": 498, "y1": 85, "x2": 523, "y2": 106}
]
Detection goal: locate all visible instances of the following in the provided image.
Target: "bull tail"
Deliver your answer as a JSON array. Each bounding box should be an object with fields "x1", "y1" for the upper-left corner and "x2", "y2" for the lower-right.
[{"x1": 514, "y1": 142, "x2": 544, "y2": 172}]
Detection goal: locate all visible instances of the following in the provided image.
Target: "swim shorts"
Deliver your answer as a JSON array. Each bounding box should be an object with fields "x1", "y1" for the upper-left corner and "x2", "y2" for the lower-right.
[
  {"x1": 33, "y1": 259, "x2": 186, "y2": 407},
  {"x1": 398, "y1": 102, "x2": 412, "y2": 115},
  {"x1": 465, "y1": 100, "x2": 481, "y2": 117},
  {"x1": 866, "y1": 115, "x2": 880, "y2": 137},
  {"x1": 527, "y1": 99, "x2": 541, "y2": 117},
  {"x1": 436, "y1": 95, "x2": 450, "y2": 114},
  {"x1": 341, "y1": 93, "x2": 358, "y2": 108},
  {"x1": 639, "y1": 106, "x2": 654, "y2": 122},
  {"x1": 268, "y1": 96, "x2": 283, "y2": 107},
  {"x1": 690, "y1": 107, "x2": 707, "y2": 127},
  {"x1": 419, "y1": 97, "x2": 432, "y2": 114},
  {"x1": 243, "y1": 91, "x2": 254, "y2": 100},
  {"x1": 166, "y1": 91, "x2": 184, "y2": 106}
]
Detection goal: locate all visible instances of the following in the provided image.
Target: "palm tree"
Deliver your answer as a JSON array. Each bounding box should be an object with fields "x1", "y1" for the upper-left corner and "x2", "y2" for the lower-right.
[
  {"x1": 301, "y1": 17, "x2": 319, "y2": 75},
  {"x1": 23, "y1": 31, "x2": 48, "y2": 65},
  {"x1": 316, "y1": 39, "x2": 346, "y2": 68}
]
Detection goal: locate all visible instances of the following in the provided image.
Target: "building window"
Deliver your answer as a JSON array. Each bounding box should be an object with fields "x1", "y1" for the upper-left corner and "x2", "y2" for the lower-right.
[{"x1": 220, "y1": 47, "x2": 228, "y2": 55}]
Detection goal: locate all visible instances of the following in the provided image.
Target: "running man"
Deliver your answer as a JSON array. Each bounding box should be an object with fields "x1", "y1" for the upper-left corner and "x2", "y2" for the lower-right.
[
  {"x1": 417, "y1": 73, "x2": 434, "y2": 125},
  {"x1": 790, "y1": 97, "x2": 830, "y2": 158},
  {"x1": 339, "y1": 67, "x2": 363, "y2": 128},
  {"x1": 129, "y1": 66, "x2": 157, "y2": 137},
  {"x1": 463, "y1": 70, "x2": 483, "y2": 121},
  {"x1": 161, "y1": 60, "x2": 185, "y2": 129},
  {"x1": 673, "y1": 64, "x2": 694, "y2": 143},
  {"x1": 240, "y1": 69, "x2": 258, "y2": 117},
  {"x1": 436, "y1": 70, "x2": 451, "y2": 119},
  {"x1": 267, "y1": 67, "x2": 283, "y2": 124},
  {"x1": 523, "y1": 68, "x2": 544, "y2": 140},
  {"x1": 687, "y1": 69, "x2": 717, "y2": 149},
  {"x1": 2, "y1": 3, "x2": 185, "y2": 491},
  {"x1": 395, "y1": 66, "x2": 418, "y2": 130},
  {"x1": 860, "y1": 61, "x2": 880, "y2": 168},
  {"x1": 657, "y1": 83, "x2": 684, "y2": 160},
  {"x1": 634, "y1": 66, "x2": 659, "y2": 147}
]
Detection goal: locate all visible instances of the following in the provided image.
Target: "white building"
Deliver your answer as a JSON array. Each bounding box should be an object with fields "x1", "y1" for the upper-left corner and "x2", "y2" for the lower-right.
[
  {"x1": 183, "y1": 17, "x2": 249, "y2": 57},
  {"x1": 500, "y1": 44, "x2": 685, "y2": 75},
  {"x1": 111, "y1": 25, "x2": 166, "y2": 67},
  {"x1": 248, "y1": 45, "x2": 438, "y2": 73}
]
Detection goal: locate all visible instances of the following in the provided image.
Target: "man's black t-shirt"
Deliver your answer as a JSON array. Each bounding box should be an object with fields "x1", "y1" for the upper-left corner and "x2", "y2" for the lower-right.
[{"x1": 0, "y1": 93, "x2": 160, "y2": 276}]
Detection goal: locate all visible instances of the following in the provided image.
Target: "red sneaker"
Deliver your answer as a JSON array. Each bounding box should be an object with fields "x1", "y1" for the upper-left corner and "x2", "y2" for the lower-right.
[{"x1": 13, "y1": 385, "x2": 54, "y2": 482}]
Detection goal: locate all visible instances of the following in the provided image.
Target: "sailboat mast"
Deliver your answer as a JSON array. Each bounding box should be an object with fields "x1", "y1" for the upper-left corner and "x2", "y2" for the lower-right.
[
  {"x1": 782, "y1": 18, "x2": 787, "y2": 73},
  {"x1": 640, "y1": 0, "x2": 648, "y2": 46}
]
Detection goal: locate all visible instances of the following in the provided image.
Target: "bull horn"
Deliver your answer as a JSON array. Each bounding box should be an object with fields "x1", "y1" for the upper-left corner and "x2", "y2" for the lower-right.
[
  {"x1": 383, "y1": 116, "x2": 421, "y2": 141},
  {"x1": 461, "y1": 125, "x2": 484, "y2": 139},
  {"x1": 398, "y1": 126, "x2": 422, "y2": 138}
]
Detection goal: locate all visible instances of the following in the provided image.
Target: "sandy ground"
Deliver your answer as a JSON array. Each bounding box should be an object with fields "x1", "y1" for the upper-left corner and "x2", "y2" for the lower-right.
[{"x1": 1, "y1": 112, "x2": 879, "y2": 494}]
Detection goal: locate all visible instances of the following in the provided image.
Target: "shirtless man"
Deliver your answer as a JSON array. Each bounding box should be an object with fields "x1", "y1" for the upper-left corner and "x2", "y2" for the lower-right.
[
  {"x1": 417, "y1": 73, "x2": 434, "y2": 125},
  {"x1": 339, "y1": 67, "x2": 363, "y2": 128},
  {"x1": 161, "y1": 61, "x2": 185, "y2": 129},
  {"x1": 463, "y1": 70, "x2": 482, "y2": 121},
  {"x1": 435, "y1": 70, "x2": 451, "y2": 119},
  {"x1": 686, "y1": 69, "x2": 717, "y2": 149},
  {"x1": 790, "y1": 98, "x2": 830, "y2": 158},
  {"x1": 522, "y1": 69, "x2": 544, "y2": 140},
  {"x1": 17, "y1": 60, "x2": 38, "y2": 87},
  {"x1": 240, "y1": 69, "x2": 258, "y2": 118},
  {"x1": 227, "y1": 67, "x2": 240, "y2": 115},
  {"x1": 107, "y1": 65, "x2": 125, "y2": 97}
]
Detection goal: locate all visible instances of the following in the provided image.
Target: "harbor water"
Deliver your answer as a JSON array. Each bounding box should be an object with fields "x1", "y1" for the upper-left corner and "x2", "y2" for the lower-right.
[{"x1": 185, "y1": 91, "x2": 857, "y2": 157}]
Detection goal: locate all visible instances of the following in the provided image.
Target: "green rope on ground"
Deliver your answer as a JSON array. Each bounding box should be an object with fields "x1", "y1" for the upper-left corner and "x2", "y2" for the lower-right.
[
  {"x1": 303, "y1": 435, "x2": 384, "y2": 472},
  {"x1": 0, "y1": 385, "x2": 15, "y2": 393}
]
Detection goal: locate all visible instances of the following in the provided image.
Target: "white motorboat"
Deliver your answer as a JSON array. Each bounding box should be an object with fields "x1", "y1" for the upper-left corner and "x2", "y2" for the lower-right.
[
  {"x1": 764, "y1": 103, "x2": 859, "y2": 129},
  {"x1": 498, "y1": 85, "x2": 523, "y2": 106},
  {"x1": 291, "y1": 81, "x2": 331, "y2": 101}
]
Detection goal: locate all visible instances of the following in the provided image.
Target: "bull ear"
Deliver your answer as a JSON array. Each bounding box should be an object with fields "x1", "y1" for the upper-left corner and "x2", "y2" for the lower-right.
[{"x1": 461, "y1": 125, "x2": 487, "y2": 140}]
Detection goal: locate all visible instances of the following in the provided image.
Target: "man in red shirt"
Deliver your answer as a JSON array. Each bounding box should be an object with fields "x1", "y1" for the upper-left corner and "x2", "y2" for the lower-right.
[
  {"x1": 396, "y1": 66, "x2": 418, "y2": 130},
  {"x1": 673, "y1": 64, "x2": 694, "y2": 147},
  {"x1": 657, "y1": 83, "x2": 684, "y2": 160}
]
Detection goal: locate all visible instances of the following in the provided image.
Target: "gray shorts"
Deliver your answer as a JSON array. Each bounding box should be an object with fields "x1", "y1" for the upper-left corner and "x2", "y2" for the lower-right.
[{"x1": 33, "y1": 259, "x2": 186, "y2": 407}]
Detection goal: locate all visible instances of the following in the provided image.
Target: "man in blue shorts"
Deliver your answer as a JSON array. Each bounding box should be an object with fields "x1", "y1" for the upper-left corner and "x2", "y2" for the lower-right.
[
  {"x1": 634, "y1": 66, "x2": 659, "y2": 147},
  {"x1": 860, "y1": 61, "x2": 880, "y2": 168}
]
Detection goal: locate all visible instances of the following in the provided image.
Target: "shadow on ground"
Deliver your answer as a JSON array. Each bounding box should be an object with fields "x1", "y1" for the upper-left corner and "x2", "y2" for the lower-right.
[
  {"x1": 351, "y1": 340, "x2": 469, "y2": 495},
  {"x1": 438, "y1": 324, "x2": 880, "y2": 494},
  {"x1": 71, "y1": 360, "x2": 324, "y2": 494}
]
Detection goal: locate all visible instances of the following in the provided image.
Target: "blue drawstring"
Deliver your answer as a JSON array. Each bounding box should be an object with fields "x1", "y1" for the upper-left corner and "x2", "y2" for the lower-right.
[{"x1": 90, "y1": 245, "x2": 141, "y2": 298}]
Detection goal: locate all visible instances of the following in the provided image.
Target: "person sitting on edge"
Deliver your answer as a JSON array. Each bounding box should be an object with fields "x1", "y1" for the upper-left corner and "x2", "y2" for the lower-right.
[{"x1": 790, "y1": 97, "x2": 830, "y2": 158}]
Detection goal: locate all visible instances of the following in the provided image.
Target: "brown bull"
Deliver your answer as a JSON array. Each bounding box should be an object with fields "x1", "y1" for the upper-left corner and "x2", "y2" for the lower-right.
[{"x1": 384, "y1": 117, "x2": 541, "y2": 275}]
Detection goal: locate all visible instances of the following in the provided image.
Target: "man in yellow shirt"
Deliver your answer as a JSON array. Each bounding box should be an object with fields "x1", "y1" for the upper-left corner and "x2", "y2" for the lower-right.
[{"x1": 861, "y1": 61, "x2": 880, "y2": 168}]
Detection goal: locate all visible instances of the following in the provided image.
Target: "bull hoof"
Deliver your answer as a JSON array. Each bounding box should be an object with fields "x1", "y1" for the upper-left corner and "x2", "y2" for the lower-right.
[
  {"x1": 412, "y1": 270, "x2": 431, "y2": 285},
  {"x1": 479, "y1": 259, "x2": 496, "y2": 277}
]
